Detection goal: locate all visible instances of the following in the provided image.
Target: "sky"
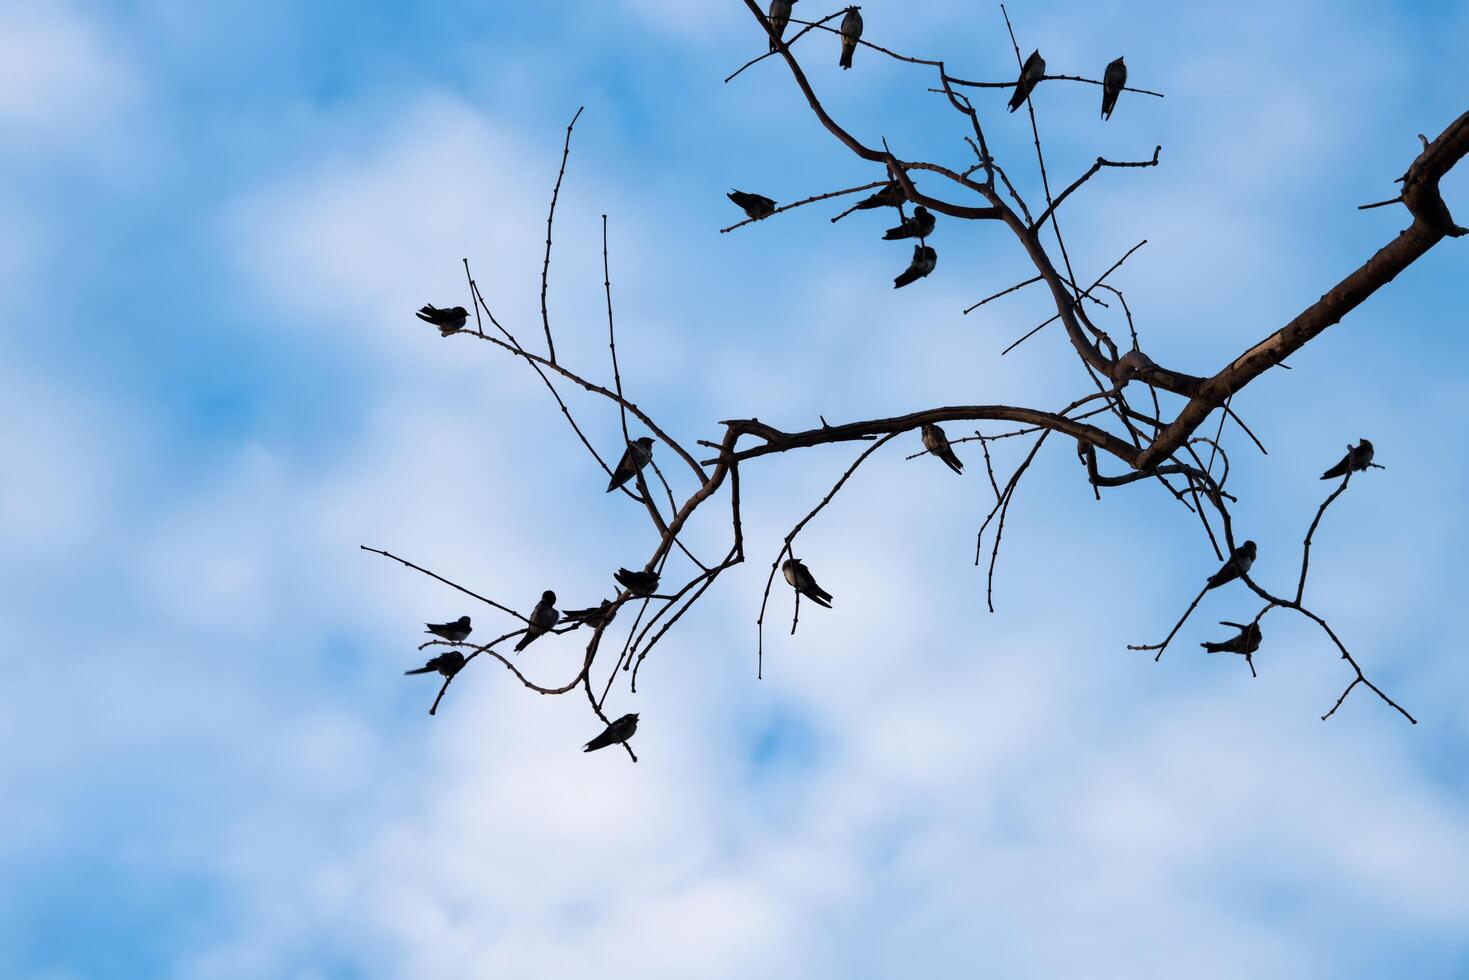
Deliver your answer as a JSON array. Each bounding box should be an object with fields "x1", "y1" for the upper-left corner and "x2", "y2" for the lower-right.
[{"x1": 3, "y1": 0, "x2": 1468, "y2": 977}]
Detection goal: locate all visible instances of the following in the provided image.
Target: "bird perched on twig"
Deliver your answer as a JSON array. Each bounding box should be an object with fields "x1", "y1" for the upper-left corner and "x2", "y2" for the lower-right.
[
  {"x1": 1205, "y1": 540, "x2": 1257, "y2": 591},
  {"x1": 424, "y1": 615, "x2": 472, "y2": 643},
  {"x1": 1202, "y1": 621, "x2": 1262, "y2": 655},
  {"x1": 1008, "y1": 49, "x2": 1045, "y2": 112},
  {"x1": 405, "y1": 650, "x2": 466, "y2": 678},
  {"x1": 728, "y1": 190, "x2": 777, "y2": 220},
  {"x1": 782, "y1": 557, "x2": 832, "y2": 608},
  {"x1": 921, "y1": 422, "x2": 964, "y2": 475},
  {"x1": 1100, "y1": 56, "x2": 1127, "y2": 120},
  {"x1": 839, "y1": 6, "x2": 863, "y2": 69},
  {"x1": 514, "y1": 591, "x2": 559, "y2": 652},
  {"x1": 562, "y1": 599, "x2": 617, "y2": 630},
  {"x1": 615, "y1": 567, "x2": 660, "y2": 597},
  {"x1": 854, "y1": 181, "x2": 904, "y2": 211},
  {"x1": 607, "y1": 437, "x2": 654, "y2": 492},
  {"x1": 767, "y1": 0, "x2": 796, "y2": 51},
  {"x1": 894, "y1": 245, "x2": 937, "y2": 288},
  {"x1": 1321, "y1": 439, "x2": 1375, "y2": 480},
  {"x1": 416, "y1": 304, "x2": 469, "y2": 336},
  {"x1": 584, "y1": 712, "x2": 639, "y2": 752},
  {"x1": 883, "y1": 206, "x2": 935, "y2": 241}
]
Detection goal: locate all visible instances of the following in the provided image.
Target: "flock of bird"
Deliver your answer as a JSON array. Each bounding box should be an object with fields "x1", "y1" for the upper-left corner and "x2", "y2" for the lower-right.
[{"x1": 734, "y1": 4, "x2": 1131, "y2": 291}]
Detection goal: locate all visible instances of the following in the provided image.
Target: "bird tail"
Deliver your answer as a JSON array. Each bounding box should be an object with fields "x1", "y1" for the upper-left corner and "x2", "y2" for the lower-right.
[
  {"x1": 894, "y1": 271, "x2": 917, "y2": 289},
  {"x1": 943, "y1": 455, "x2": 964, "y2": 475},
  {"x1": 809, "y1": 589, "x2": 833, "y2": 608},
  {"x1": 415, "y1": 309, "x2": 436, "y2": 323},
  {"x1": 514, "y1": 633, "x2": 534, "y2": 652},
  {"x1": 1201, "y1": 641, "x2": 1227, "y2": 653},
  {"x1": 882, "y1": 226, "x2": 910, "y2": 240},
  {"x1": 1320, "y1": 466, "x2": 1345, "y2": 480},
  {"x1": 839, "y1": 44, "x2": 853, "y2": 69},
  {"x1": 404, "y1": 665, "x2": 435, "y2": 675}
]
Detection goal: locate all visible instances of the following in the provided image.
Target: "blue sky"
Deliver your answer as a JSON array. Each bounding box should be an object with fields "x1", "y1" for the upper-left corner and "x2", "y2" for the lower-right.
[{"x1": 3, "y1": 1, "x2": 1468, "y2": 977}]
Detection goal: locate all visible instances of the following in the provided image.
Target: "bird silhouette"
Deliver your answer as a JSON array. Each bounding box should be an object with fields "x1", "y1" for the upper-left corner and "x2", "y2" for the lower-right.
[
  {"x1": 584, "y1": 712, "x2": 639, "y2": 752},
  {"x1": 416, "y1": 304, "x2": 469, "y2": 336},
  {"x1": 424, "y1": 615, "x2": 472, "y2": 643},
  {"x1": 839, "y1": 7, "x2": 863, "y2": 69},
  {"x1": 883, "y1": 206, "x2": 935, "y2": 240},
  {"x1": 1205, "y1": 541, "x2": 1257, "y2": 591},
  {"x1": 782, "y1": 557, "x2": 832, "y2": 608},
  {"x1": 728, "y1": 190, "x2": 777, "y2": 220},
  {"x1": 562, "y1": 599, "x2": 617, "y2": 630},
  {"x1": 921, "y1": 422, "x2": 964, "y2": 475},
  {"x1": 514, "y1": 591, "x2": 558, "y2": 652},
  {"x1": 1101, "y1": 56, "x2": 1127, "y2": 120},
  {"x1": 405, "y1": 650, "x2": 466, "y2": 677},
  {"x1": 1321, "y1": 439, "x2": 1375, "y2": 480},
  {"x1": 1201, "y1": 621, "x2": 1262, "y2": 655},
  {"x1": 615, "y1": 567, "x2": 660, "y2": 597},
  {"x1": 1008, "y1": 50, "x2": 1046, "y2": 112},
  {"x1": 768, "y1": 0, "x2": 796, "y2": 51},
  {"x1": 894, "y1": 245, "x2": 937, "y2": 288},
  {"x1": 607, "y1": 437, "x2": 654, "y2": 492}
]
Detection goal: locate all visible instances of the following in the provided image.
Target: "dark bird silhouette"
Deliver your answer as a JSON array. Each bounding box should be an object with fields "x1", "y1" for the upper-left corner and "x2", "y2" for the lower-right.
[
  {"x1": 514, "y1": 591, "x2": 559, "y2": 652},
  {"x1": 782, "y1": 557, "x2": 832, "y2": 608},
  {"x1": 416, "y1": 304, "x2": 469, "y2": 336},
  {"x1": 405, "y1": 650, "x2": 465, "y2": 678},
  {"x1": 615, "y1": 567, "x2": 660, "y2": 597},
  {"x1": 1321, "y1": 439, "x2": 1375, "y2": 480},
  {"x1": 1202, "y1": 621, "x2": 1262, "y2": 655},
  {"x1": 1205, "y1": 540, "x2": 1257, "y2": 591},
  {"x1": 728, "y1": 190, "x2": 777, "y2": 220},
  {"x1": 883, "y1": 206, "x2": 935, "y2": 240},
  {"x1": 1008, "y1": 49, "x2": 1046, "y2": 112},
  {"x1": 424, "y1": 615, "x2": 472, "y2": 643},
  {"x1": 893, "y1": 245, "x2": 937, "y2": 288},
  {"x1": 768, "y1": 0, "x2": 796, "y2": 51},
  {"x1": 1101, "y1": 56, "x2": 1127, "y2": 120},
  {"x1": 855, "y1": 181, "x2": 904, "y2": 211},
  {"x1": 839, "y1": 6, "x2": 863, "y2": 69},
  {"x1": 607, "y1": 437, "x2": 655, "y2": 492},
  {"x1": 562, "y1": 599, "x2": 617, "y2": 630},
  {"x1": 921, "y1": 422, "x2": 964, "y2": 475},
  {"x1": 584, "y1": 712, "x2": 639, "y2": 752}
]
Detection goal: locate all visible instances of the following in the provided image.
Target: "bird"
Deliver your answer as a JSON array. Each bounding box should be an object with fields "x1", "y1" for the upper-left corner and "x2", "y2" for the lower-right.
[
  {"x1": 615, "y1": 567, "x2": 660, "y2": 597},
  {"x1": 839, "y1": 6, "x2": 862, "y2": 69},
  {"x1": 416, "y1": 304, "x2": 469, "y2": 336},
  {"x1": 894, "y1": 245, "x2": 937, "y2": 288},
  {"x1": 405, "y1": 650, "x2": 466, "y2": 678},
  {"x1": 1008, "y1": 49, "x2": 1046, "y2": 112},
  {"x1": 562, "y1": 599, "x2": 617, "y2": 630},
  {"x1": 584, "y1": 712, "x2": 639, "y2": 752},
  {"x1": 424, "y1": 615, "x2": 472, "y2": 643},
  {"x1": 921, "y1": 422, "x2": 963, "y2": 475},
  {"x1": 1321, "y1": 439, "x2": 1375, "y2": 480},
  {"x1": 514, "y1": 591, "x2": 558, "y2": 652},
  {"x1": 768, "y1": 0, "x2": 796, "y2": 51},
  {"x1": 1205, "y1": 540, "x2": 1257, "y2": 591},
  {"x1": 1100, "y1": 56, "x2": 1126, "y2": 120},
  {"x1": 607, "y1": 437, "x2": 655, "y2": 492},
  {"x1": 854, "y1": 181, "x2": 904, "y2": 211},
  {"x1": 782, "y1": 557, "x2": 832, "y2": 608},
  {"x1": 1201, "y1": 621, "x2": 1262, "y2": 655},
  {"x1": 728, "y1": 190, "x2": 777, "y2": 220},
  {"x1": 883, "y1": 206, "x2": 935, "y2": 241}
]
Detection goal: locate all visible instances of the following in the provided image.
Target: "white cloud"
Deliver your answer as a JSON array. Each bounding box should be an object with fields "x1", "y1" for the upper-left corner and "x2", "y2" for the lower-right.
[{"x1": 0, "y1": 2, "x2": 139, "y2": 144}]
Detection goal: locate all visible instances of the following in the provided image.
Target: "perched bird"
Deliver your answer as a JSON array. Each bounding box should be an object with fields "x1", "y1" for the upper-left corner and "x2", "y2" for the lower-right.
[
  {"x1": 424, "y1": 615, "x2": 472, "y2": 643},
  {"x1": 768, "y1": 0, "x2": 796, "y2": 51},
  {"x1": 728, "y1": 190, "x2": 777, "y2": 220},
  {"x1": 1100, "y1": 56, "x2": 1127, "y2": 120},
  {"x1": 1201, "y1": 621, "x2": 1263, "y2": 655},
  {"x1": 562, "y1": 599, "x2": 617, "y2": 630},
  {"x1": 405, "y1": 650, "x2": 466, "y2": 678},
  {"x1": 1008, "y1": 49, "x2": 1046, "y2": 112},
  {"x1": 839, "y1": 6, "x2": 863, "y2": 69},
  {"x1": 921, "y1": 422, "x2": 964, "y2": 475},
  {"x1": 584, "y1": 712, "x2": 639, "y2": 752},
  {"x1": 416, "y1": 304, "x2": 469, "y2": 336},
  {"x1": 893, "y1": 245, "x2": 937, "y2": 288},
  {"x1": 607, "y1": 436, "x2": 655, "y2": 492},
  {"x1": 1205, "y1": 540, "x2": 1257, "y2": 591},
  {"x1": 1321, "y1": 439, "x2": 1375, "y2": 480},
  {"x1": 615, "y1": 567, "x2": 661, "y2": 597},
  {"x1": 883, "y1": 206, "x2": 935, "y2": 241},
  {"x1": 514, "y1": 591, "x2": 559, "y2": 652},
  {"x1": 782, "y1": 557, "x2": 832, "y2": 608},
  {"x1": 854, "y1": 181, "x2": 905, "y2": 211}
]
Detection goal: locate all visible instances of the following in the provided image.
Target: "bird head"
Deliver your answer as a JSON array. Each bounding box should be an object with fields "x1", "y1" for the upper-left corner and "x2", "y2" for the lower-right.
[
  {"x1": 1241, "y1": 540, "x2": 1257, "y2": 558},
  {"x1": 915, "y1": 206, "x2": 930, "y2": 217},
  {"x1": 542, "y1": 590, "x2": 556, "y2": 604},
  {"x1": 456, "y1": 616, "x2": 471, "y2": 627},
  {"x1": 1359, "y1": 438, "x2": 1372, "y2": 450},
  {"x1": 450, "y1": 306, "x2": 467, "y2": 317},
  {"x1": 636, "y1": 437, "x2": 654, "y2": 449}
]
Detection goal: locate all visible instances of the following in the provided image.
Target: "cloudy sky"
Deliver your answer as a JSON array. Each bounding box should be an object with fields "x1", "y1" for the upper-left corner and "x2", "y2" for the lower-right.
[{"x1": 4, "y1": 1, "x2": 1468, "y2": 977}]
